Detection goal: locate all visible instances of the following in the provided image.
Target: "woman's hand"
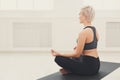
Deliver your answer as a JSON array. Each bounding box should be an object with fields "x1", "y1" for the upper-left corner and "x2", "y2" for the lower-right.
[{"x1": 51, "y1": 49, "x2": 60, "y2": 56}]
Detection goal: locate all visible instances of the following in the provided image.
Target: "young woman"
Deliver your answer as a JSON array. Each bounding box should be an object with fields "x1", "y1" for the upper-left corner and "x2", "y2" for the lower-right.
[{"x1": 51, "y1": 6, "x2": 100, "y2": 75}]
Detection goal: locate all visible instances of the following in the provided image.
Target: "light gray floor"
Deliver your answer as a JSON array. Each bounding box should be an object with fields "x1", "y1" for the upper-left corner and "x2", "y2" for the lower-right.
[{"x1": 0, "y1": 52, "x2": 120, "y2": 80}]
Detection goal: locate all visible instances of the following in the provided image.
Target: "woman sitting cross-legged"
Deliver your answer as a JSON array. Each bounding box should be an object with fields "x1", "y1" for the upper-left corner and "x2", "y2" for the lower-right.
[{"x1": 51, "y1": 6, "x2": 100, "y2": 76}]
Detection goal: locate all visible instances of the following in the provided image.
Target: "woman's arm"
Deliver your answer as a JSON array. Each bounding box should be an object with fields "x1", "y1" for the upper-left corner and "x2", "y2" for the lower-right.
[{"x1": 51, "y1": 30, "x2": 87, "y2": 58}]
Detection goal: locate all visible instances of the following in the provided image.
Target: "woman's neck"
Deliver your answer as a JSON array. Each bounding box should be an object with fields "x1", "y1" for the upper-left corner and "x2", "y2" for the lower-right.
[{"x1": 83, "y1": 22, "x2": 92, "y2": 27}]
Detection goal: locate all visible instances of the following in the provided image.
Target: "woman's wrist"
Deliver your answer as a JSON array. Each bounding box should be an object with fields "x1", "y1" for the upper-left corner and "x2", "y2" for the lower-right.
[{"x1": 57, "y1": 52, "x2": 62, "y2": 56}]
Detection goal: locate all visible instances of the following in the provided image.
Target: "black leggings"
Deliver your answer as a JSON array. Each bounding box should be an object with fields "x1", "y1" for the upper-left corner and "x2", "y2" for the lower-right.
[{"x1": 55, "y1": 55, "x2": 100, "y2": 75}]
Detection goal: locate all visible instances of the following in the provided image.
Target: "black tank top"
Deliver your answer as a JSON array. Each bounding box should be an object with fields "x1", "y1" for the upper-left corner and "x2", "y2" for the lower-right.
[{"x1": 83, "y1": 26, "x2": 98, "y2": 50}]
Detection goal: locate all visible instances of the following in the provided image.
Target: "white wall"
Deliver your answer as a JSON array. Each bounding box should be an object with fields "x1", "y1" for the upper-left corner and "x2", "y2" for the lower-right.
[
  {"x1": 0, "y1": 0, "x2": 120, "y2": 52},
  {"x1": 83, "y1": 0, "x2": 120, "y2": 10},
  {"x1": 0, "y1": 0, "x2": 53, "y2": 10}
]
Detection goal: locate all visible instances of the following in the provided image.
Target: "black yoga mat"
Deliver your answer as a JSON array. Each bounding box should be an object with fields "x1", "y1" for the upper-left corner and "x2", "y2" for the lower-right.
[{"x1": 37, "y1": 61, "x2": 120, "y2": 80}]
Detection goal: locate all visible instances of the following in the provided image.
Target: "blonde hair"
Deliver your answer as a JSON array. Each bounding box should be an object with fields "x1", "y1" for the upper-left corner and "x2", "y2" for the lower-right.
[{"x1": 80, "y1": 6, "x2": 95, "y2": 22}]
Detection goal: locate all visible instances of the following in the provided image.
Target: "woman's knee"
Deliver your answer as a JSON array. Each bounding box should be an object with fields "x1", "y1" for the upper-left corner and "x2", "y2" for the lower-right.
[{"x1": 55, "y1": 56, "x2": 63, "y2": 63}]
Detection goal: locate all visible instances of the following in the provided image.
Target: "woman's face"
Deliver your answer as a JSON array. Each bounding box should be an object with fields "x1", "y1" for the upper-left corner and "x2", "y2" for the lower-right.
[{"x1": 79, "y1": 12, "x2": 86, "y2": 23}]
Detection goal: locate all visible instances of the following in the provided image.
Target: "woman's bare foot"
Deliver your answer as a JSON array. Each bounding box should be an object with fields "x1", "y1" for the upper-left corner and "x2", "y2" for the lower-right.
[{"x1": 60, "y1": 68, "x2": 71, "y2": 75}]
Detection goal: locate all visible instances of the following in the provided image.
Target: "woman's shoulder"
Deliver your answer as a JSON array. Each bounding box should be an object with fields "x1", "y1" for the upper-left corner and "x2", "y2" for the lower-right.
[
  {"x1": 78, "y1": 29, "x2": 88, "y2": 38},
  {"x1": 80, "y1": 28, "x2": 92, "y2": 35}
]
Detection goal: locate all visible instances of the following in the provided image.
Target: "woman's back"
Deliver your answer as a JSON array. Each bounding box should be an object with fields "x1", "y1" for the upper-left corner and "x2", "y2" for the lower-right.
[{"x1": 82, "y1": 26, "x2": 99, "y2": 58}]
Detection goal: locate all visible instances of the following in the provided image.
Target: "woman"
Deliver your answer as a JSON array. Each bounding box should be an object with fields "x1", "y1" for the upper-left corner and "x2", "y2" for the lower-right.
[{"x1": 51, "y1": 6, "x2": 100, "y2": 75}]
